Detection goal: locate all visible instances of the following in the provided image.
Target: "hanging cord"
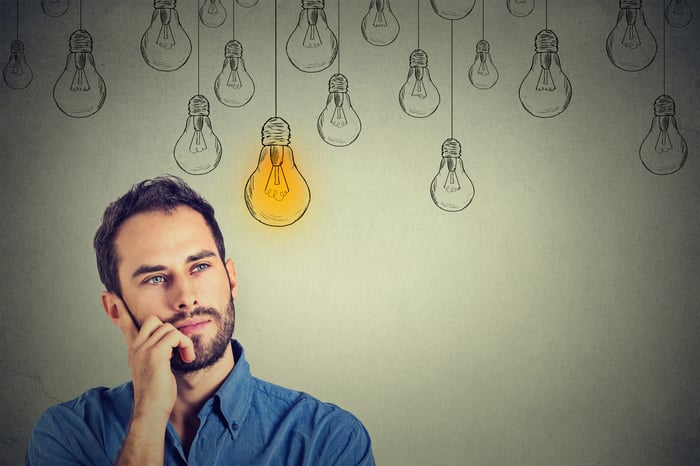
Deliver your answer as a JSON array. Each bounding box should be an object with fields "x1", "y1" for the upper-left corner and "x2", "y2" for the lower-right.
[
  {"x1": 337, "y1": 0, "x2": 340, "y2": 73},
  {"x1": 197, "y1": 0, "x2": 201, "y2": 95},
  {"x1": 450, "y1": 20, "x2": 454, "y2": 139},
  {"x1": 545, "y1": 0, "x2": 548, "y2": 30},
  {"x1": 232, "y1": 0, "x2": 235, "y2": 39},
  {"x1": 417, "y1": 0, "x2": 420, "y2": 49},
  {"x1": 481, "y1": 0, "x2": 484, "y2": 41},
  {"x1": 274, "y1": 0, "x2": 277, "y2": 116},
  {"x1": 662, "y1": 1, "x2": 666, "y2": 95},
  {"x1": 16, "y1": 0, "x2": 19, "y2": 40},
  {"x1": 79, "y1": 0, "x2": 83, "y2": 29}
]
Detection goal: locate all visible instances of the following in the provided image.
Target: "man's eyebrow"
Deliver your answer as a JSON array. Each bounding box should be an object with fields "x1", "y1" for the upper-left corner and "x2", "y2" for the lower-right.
[
  {"x1": 130, "y1": 251, "x2": 216, "y2": 279},
  {"x1": 186, "y1": 250, "x2": 217, "y2": 263}
]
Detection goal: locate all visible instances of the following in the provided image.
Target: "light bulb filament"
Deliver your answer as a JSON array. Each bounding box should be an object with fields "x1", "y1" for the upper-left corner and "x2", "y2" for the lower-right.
[
  {"x1": 411, "y1": 68, "x2": 427, "y2": 98},
  {"x1": 373, "y1": 8, "x2": 388, "y2": 27},
  {"x1": 227, "y1": 61, "x2": 242, "y2": 88},
  {"x1": 264, "y1": 146, "x2": 290, "y2": 201},
  {"x1": 655, "y1": 117, "x2": 673, "y2": 153},
  {"x1": 303, "y1": 9, "x2": 322, "y2": 48},
  {"x1": 673, "y1": 1, "x2": 684, "y2": 15},
  {"x1": 330, "y1": 94, "x2": 348, "y2": 127},
  {"x1": 536, "y1": 53, "x2": 555, "y2": 91},
  {"x1": 70, "y1": 53, "x2": 90, "y2": 91},
  {"x1": 189, "y1": 116, "x2": 208, "y2": 153},
  {"x1": 11, "y1": 54, "x2": 23, "y2": 75},
  {"x1": 477, "y1": 54, "x2": 490, "y2": 76},
  {"x1": 622, "y1": 9, "x2": 641, "y2": 48},
  {"x1": 208, "y1": 0, "x2": 219, "y2": 14},
  {"x1": 157, "y1": 10, "x2": 176, "y2": 49},
  {"x1": 443, "y1": 170, "x2": 461, "y2": 192}
]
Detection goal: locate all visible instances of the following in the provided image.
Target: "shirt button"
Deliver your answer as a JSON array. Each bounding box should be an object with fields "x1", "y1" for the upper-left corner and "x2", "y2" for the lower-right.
[{"x1": 231, "y1": 423, "x2": 239, "y2": 431}]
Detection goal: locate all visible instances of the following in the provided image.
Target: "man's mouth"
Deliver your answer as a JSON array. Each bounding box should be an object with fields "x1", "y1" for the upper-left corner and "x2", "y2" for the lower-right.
[{"x1": 176, "y1": 318, "x2": 211, "y2": 336}]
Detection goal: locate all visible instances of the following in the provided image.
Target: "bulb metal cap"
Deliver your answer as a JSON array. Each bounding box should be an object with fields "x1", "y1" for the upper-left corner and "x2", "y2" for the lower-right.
[
  {"x1": 69, "y1": 30, "x2": 93, "y2": 53},
  {"x1": 10, "y1": 40, "x2": 24, "y2": 53},
  {"x1": 476, "y1": 40, "x2": 490, "y2": 53},
  {"x1": 620, "y1": 0, "x2": 641, "y2": 9},
  {"x1": 225, "y1": 40, "x2": 242, "y2": 58},
  {"x1": 441, "y1": 138, "x2": 462, "y2": 158},
  {"x1": 262, "y1": 117, "x2": 291, "y2": 146},
  {"x1": 409, "y1": 49, "x2": 428, "y2": 68},
  {"x1": 188, "y1": 95, "x2": 211, "y2": 116},
  {"x1": 329, "y1": 73, "x2": 348, "y2": 93},
  {"x1": 302, "y1": 0, "x2": 324, "y2": 9},
  {"x1": 155, "y1": 0, "x2": 176, "y2": 9},
  {"x1": 654, "y1": 95, "x2": 676, "y2": 116},
  {"x1": 535, "y1": 29, "x2": 558, "y2": 53}
]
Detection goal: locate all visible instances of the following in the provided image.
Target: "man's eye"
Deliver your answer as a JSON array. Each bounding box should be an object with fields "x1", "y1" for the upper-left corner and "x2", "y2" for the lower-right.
[
  {"x1": 146, "y1": 276, "x2": 166, "y2": 285},
  {"x1": 193, "y1": 263, "x2": 209, "y2": 273}
]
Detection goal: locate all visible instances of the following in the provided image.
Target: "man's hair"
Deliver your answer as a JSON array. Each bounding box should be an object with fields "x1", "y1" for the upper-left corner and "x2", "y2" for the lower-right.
[{"x1": 93, "y1": 176, "x2": 226, "y2": 296}]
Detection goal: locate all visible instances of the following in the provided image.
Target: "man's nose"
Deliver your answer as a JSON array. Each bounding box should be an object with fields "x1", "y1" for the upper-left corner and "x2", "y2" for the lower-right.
[{"x1": 170, "y1": 276, "x2": 198, "y2": 310}]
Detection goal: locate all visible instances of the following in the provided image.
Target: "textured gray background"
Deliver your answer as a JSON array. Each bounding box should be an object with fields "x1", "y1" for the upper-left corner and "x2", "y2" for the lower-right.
[{"x1": 1, "y1": 0, "x2": 699, "y2": 464}]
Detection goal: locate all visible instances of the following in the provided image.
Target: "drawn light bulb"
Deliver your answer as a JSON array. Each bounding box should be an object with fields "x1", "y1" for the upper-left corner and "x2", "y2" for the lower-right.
[
  {"x1": 639, "y1": 95, "x2": 688, "y2": 175},
  {"x1": 518, "y1": 29, "x2": 572, "y2": 118},
  {"x1": 3, "y1": 40, "x2": 33, "y2": 89},
  {"x1": 141, "y1": 0, "x2": 192, "y2": 72},
  {"x1": 244, "y1": 117, "x2": 311, "y2": 227},
  {"x1": 236, "y1": 0, "x2": 258, "y2": 6},
  {"x1": 200, "y1": 0, "x2": 227, "y2": 28},
  {"x1": 361, "y1": 0, "x2": 400, "y2": 46},
  {"x1": 507, "y1": 0, "x2": 534, "y2": 17},
  {"x1": 468, "y1": 40, "x2": 498, "y2": 90},
  {"x1": 606, "y1": 0, "x2": 657, "y2": 71},
  {"x1": 430, "y1": 138, "x2": 475, "y2": 212},
  {"x1": 317, "y1": 73, "x2": 361, "y2": 146},
  {"x1": 665, "y1": 0, "x2": 692, "y2": 27},
  {"x1": 174, "y1": 95, "x2": 222, "y2": 175},
  {"x1": 430, "y1": 0, "x2": 476, "y2": 20},
  {"x1": 214, "y1": 40, "x2": 255, "y2": 107},
  {"x1": 399, "y1": 49, "x2": 440, "y2": 118},
  {"x1": 41, "y1": 0, "x2": 69, "y2": 17},
  {"x1": 286, "y1": 0, "x2": 338, "y2": 73},
  {"x1": 53, "y1": 30, "x2": 106, "y2": 118}
]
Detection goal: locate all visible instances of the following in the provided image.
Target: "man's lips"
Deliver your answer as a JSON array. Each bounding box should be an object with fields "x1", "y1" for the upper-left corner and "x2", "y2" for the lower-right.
[{"x1": 175, "y1": 319, "x2": 211, "y2": 336}]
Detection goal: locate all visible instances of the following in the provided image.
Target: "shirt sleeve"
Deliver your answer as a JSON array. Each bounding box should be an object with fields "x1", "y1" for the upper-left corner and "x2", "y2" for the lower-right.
[
  {"x1": 319, "y1": 414, "x2": 376, "y2": 466},
  {"x1": 26, "y1": 406, "x2": 113, "y2": 466}
]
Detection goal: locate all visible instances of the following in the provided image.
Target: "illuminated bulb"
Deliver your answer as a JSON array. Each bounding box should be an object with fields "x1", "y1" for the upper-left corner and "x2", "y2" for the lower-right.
[
  {"x1": 244, "y1": 117, "x2": 311, "y2": 227},
  {"x1": 639, "y1": 95, "x2": 688, "y2": 175},
  {"x1": 317, "y1": 73, "x2": 361, "y2": 146},
  {"x1": 606, "y1": 0, "x2": 657, "y2": 71},
  {"x1": 518, "y1": 29, "x2": 572, "y2": 118},
  {"x1": 141, "y1": 0, "x2": 192, "y2": 72},
  {"x1": 3, "y1": 40, "x2": 33, "y2": 89},
  {"x1": 430, "y1": 138, "x2": 475, "y2": 212},
  {"x1": 665, "y1": 0, "x2": 692, "y2": 27},
  {"x1": 236, "y1": 0, "x2": 258, "y2": 6},
  {"x1": 200, "y1": 0, "x2": 227, "y2": 28},
  {"x1": 468, "y1": 40, "x2": 498, "y2": 90},
  {"x1": 286, "y1": 0, "x2": 338, "y2": 73},
  {"x1": 361, "y1": 0, "x2": 400, "y2": 46},
  {"x1": 41, "y1": 0, "x2": 69, "y2": 17},
  {"x1": 174, "y1": 95, "x2": 222, "y2": 175},
  {"x1": 507, "y1": 0, "x2": 534, "y2": 17},
  {"x1": 399, "y1": 49, "x2": 440, "y2": 118},
  {"x1": 430, "y1": 0, "x2": 476, "y2": 20},
  {"x1": 53, "y1": 30, "x2": 107, "y2": 118},
  {"x1": 214, "y1": 40, "x2": 255, "y2": 107}
]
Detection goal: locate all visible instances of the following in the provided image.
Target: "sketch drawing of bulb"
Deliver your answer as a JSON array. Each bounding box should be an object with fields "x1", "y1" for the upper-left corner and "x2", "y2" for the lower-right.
[
  {"x1": 215, "y1": 40, "x2": 255, "y2": 107},
  {"x1": 430, "y1": 138, "x2": 475, "y2": 212},
  {"x1": 244, "y1": 117, "x2": 311, "y2": 227},
  {"x1": 639, "y1": 95, "x2": 688, "y2": 175},
  {"x1": 141, "y1": 0, "x2": 192, "y2": 71},
  {"x1": 430, "y1": 0, "x2": 476, "y2": 20},
  {"x1": 286, "y1": 0, "x2": 338, "y2": 73},
  {"x1": 606, "y1": 0, "x2": 657, "y2": 71},
  {"x1": 361, "y1": 0, "x2": 400, "y2": 46},
  {"x1": 4, "y1": 40, "x2": 33, "y2": 89},
  {"x1": 665, "y1": 0, "x2": 692, "y2": 27},
  {"x1": 317, "y1": 73, "x2": 361, "y2": 146},
  {"x1": 200, "y1": 0, "x2": 227, "y2": 28},
  {"x1": 399, "y1": 49, "x2": 440, "y2": 118},
  {"x1": 507, "y1": 0, "x2": 534, "y2": 17},
  {"x1": 174, "y1": 95, "x2": 222, "y2": 175},
  {"x1": 518, "y1": 29, "x2": 572, "y2": 118},
  {"x1": 41, "y1": 0, "x2": 69, "y2": 17},
  {"x1": 53, "y1": 30, "x2": 106, "y2": 118},
  {"x1": 468, "y1": 40, "x2": 498, "y2": 90},
  {"x1": 236, "y1": 0, "x2": 258, "y2": 6}
]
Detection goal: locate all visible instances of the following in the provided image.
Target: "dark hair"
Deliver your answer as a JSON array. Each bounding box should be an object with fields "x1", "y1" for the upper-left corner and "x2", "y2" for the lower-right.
[{"x1": 93, "y1": 176, "x2": 226, "y2": 296}]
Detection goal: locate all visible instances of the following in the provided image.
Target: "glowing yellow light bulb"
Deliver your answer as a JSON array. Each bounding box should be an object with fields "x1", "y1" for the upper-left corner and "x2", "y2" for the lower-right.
[{"x1": 244, "y1": 117, "x2": 311, "y2": 227}]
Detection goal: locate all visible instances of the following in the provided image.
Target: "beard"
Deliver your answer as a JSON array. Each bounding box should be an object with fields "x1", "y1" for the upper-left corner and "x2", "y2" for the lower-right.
[{"x1": 166, "y1": 297, "x2": 236, "y2": 373}]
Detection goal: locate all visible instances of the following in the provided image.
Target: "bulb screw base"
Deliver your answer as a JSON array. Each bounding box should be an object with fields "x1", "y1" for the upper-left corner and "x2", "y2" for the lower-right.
[
  {"x1": 225, "y1": 40, "x2": 243, "y2": 58},
  {"x1": 476, "y1": 40, "x2": 490, "y2": 53},
  {"x1": 409, "y1": 49, "x2": 428, "y2": 68},
  {"x1": 329, "y1": 73, "x2": 348, "y2": 93},
  {"x1": 654, "y1": 95, "x2": 676, "y2": 116},
  {"x1": 535, "y1": 29, "x2": 559, "y2": 53},
  {"x1": 10, "y1": 40, "x2": 25, "y2": 53},
  {"x1": 262, "y1": 117, "x2": 291, "y2": 146},
  {"x1": 620, "y1": 0, "x2": 641, "y2": 9},
  {"x1": 302, "y1": 0, "x2": 324, "y2": 9},
  {"x1": 188, "y1": 95, "x2": 211, "y2": 116},
  {"x1": 69, "y1": 30, "x2": 93, "y2": 53},
  {"x1": 441, "y1": 138, "x2": 462, "y2": 158},
  {"x1": 155, "y1": 0, "x2": 176, "y2": 9}
]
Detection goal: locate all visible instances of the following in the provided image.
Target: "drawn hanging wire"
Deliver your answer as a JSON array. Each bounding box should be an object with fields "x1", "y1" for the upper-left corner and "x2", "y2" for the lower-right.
[
  {"x1": 430, "y1": 0, "x2": 476, "y2": 20},
  {"x1": 665, "y1": 0, "x2": 692, "y2": 27},
  {"x1": 236, "y1": 0, "x2": 258, "y2": 6},
  {"x1": 318, "y1": 0, "x2": 362, "y2": 146},
  {"x1": 174, "y1": 5, "x2": 222, "y2": 175},
  {"x1": 42, "y1": 0, "x2": 69, "y2": 17},
  {"x1": 430, "y1": 20, "x2": 474, "y2": 212},
  {"x1": 361, "y1": 0, "x2": 400, "y2": 46},
  {"x1": 639, "y1": 6, "x2": 687, "y2": 175},
  {"x1": 215, "y1": 0, "x2": 255, "y2": 107},
  {"x1": 606, "y1": 0, "x2": 657, "y2": 71},
  {"x1": 468, "y1": 0, "x2": 499, "y2": 90},
  {"x1": 53, "y1": 1, "x2": 107, "y2": 118},
  {"x1": 518, "y1": 0, "x2": 572, "y2": 118},
  {"x1": 245, "y1": 0, "x2": 311, "y2": 227},
  {"x1": 141, "y1": 0, "x2": 192, "y2": 71},
  {"x1": 4, "y1": 0, "x2": 33, "y2": 90},
  {"x1": 286, "y1": 0, "x2": 338, "y2": 73},
  {"x1": 200, "y1": 0, "x2": 227, "y2": 28},
  {"x1": 507, "y1": 0, "x2": 535, "y2": 18},
  {"x1": 399, "y1": 0, "x2": 440, "y2": 118}
]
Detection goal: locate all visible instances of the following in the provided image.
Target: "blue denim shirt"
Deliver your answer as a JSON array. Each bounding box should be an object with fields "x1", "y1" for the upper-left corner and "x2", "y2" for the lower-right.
[{"x1": 26, "y1": 340, "x2": 374, "y2": 465}]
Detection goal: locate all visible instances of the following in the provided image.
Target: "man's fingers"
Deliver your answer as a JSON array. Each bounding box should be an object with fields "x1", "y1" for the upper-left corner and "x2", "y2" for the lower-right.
[{"x1": 158, "y1": 328, "x2": 196, "y2": 363}]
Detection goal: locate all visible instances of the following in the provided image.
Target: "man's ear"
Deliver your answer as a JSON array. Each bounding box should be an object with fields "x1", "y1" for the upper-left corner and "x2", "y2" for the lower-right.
[
  {"x1": 225, "y1": 258, "x2": 237, "y2": 299},
  {"x1": 102, "y1": 291, "x2": 126, "y2": 329}
]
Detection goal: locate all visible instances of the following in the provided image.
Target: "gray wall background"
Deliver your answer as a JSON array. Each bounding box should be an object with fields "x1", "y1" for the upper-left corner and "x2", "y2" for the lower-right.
[{"x1": 1, "y1": 0, "x2": 699, "y2": 464}]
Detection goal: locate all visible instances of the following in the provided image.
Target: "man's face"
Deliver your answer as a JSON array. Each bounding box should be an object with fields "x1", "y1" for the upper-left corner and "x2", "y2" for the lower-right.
[{"x1": 110, "y1": 206, "x2": 236, "y2": 373}]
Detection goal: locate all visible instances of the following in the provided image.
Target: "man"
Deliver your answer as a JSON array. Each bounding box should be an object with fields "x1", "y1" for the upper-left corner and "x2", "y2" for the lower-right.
[{"x1": 26, "y1": 176, "x2": 374, "y2": 465}]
